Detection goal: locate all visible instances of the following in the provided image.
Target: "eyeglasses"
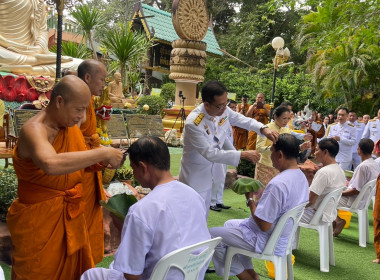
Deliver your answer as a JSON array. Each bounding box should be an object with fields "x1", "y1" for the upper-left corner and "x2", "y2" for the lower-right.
[{"x1": 211, "y1": 101, "x2": 229, "y2": 110}]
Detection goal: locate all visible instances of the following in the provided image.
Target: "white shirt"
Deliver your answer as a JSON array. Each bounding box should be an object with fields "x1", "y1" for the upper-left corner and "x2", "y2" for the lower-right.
[
  {"x1": 309, "y1": 163, "x2": 346, "y2": 222},
  {"x1": 326, "y1": 121, "x2": 357, "y2": 162},
  {"x1": 112, "y1": 181, "x2": 211, "y2": 280},
  {"x1": 361, "y1": 119, "x2": 380, "y2": 143},
  {"x1": 179, "y1": 104, "x2": 263, "y2": 195},
  {"x1": 347, "y1": 158, "x2": 380, "y2": 209},
  {"x1": 239, "y1": 169, "x2": 309, "y2": 256},
  {"x1": 350, "y1": 121, "x2": 366, "y2": 152}
]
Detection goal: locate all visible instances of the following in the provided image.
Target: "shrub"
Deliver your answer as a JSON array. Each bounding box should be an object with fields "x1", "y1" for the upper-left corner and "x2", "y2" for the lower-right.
[
  {"x1": 160, "y1": 83, "x2": 176, "y2": 104},
  {"x1": 236, "y1": 159, "x2": 255, "y2": 178},
  {"x1": 0, "y1": 169, "x2": 18, "y2": 222},
  {"x1": 136, "y1": 95, "x2": 167, "y2": 117}
]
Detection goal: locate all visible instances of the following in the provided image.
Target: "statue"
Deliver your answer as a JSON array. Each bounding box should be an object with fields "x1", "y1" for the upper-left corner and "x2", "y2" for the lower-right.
[
  {"x1": 94, "y1": 87, "x2": 113, "y2": 146},
  {"x1": 108, "y1": 72, "x2": 127, "y2": 104},
  {"x1": 0, "y1": 0, "x2": 81, "y2": 76}
]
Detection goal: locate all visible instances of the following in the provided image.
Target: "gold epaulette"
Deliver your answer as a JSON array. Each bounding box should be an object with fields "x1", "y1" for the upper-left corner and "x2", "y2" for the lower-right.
[
  {"x1": 357, "y1": 120, "x2": 364, "y2": 123},
  {"x1": 348, "y1": 122, "x2": 354, "y2": 127},
  {"x1": 325, "y1": 123, "x2": 335, "y2": 136},
  {"x1": 193, "y1": 113, "x2": 204, "y2": 126},
  {"x1": 369, "y1": 119, "x2": 376, "y2": 122}
]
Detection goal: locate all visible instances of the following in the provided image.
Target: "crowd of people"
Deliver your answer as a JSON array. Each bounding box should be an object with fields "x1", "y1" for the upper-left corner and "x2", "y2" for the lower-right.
[{"x1": 3, "y1": 64, "x2": 380, "y2": 279}]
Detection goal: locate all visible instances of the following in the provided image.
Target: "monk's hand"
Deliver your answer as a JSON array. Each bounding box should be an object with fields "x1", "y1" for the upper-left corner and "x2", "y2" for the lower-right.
[
  {"x1": 262, "y1": 127, "x2": 279, "y2": 144},
  {"x1": 241, "y1": 150, "x2": 261, "y2": 164},
  {"x1": 303, "y1": 133, "x2": 313, "y2": 141},
  {"x1": 300, "y1": 141, "x2": 311, "y2": 151},
  {"x1": 105, "y1": 147, "x2": 125, "y2": 169}
]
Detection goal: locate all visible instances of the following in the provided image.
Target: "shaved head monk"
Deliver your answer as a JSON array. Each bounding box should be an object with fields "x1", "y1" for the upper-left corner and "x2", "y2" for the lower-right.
[
  {"x1": 6, "y1": 75, "x2": 125, "y2": 280},
  {"x1": 77, "y1": 59, "x2": 108, "y2": 263}
]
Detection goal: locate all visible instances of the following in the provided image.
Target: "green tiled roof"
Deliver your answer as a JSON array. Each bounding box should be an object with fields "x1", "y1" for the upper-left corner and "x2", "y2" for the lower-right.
[{"x1": 137, "y1": 4, "x2": 222, "y2": 57}]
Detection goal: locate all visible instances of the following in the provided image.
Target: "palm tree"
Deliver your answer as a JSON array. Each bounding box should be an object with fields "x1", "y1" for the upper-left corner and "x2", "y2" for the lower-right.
[
  {"x1": 50, "y1": 41, "x2": 92, "y2": 60},
  {"x1": 69, "y1": 5, "x2": 106, "y2": 59},
  {"x1": 101, "y1": 23, "x2": 153, "y2": 89}
]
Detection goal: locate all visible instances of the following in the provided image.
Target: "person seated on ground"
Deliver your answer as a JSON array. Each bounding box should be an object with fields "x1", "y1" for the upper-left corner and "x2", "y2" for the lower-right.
[
  {"x1": 210, "y1": 134, "x2": 309, "y2": 280},
  {"x1": 81, "y1": 136, "x2": 211, "y2": 280},
  {"x1": 300, "y1": 138, "x2": 346, "y2": 224},
  {"x1": 6, "y1": 75, "x2": 125, "y2": 280},
  {"x1": 334, "y1": 138, "x2": 380, "y2": 236}
]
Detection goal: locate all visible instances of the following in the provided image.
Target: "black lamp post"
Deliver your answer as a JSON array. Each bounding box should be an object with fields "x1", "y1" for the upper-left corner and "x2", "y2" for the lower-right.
[{"x1": 270, "y1": 37, "x2": 291, "y2": 118}]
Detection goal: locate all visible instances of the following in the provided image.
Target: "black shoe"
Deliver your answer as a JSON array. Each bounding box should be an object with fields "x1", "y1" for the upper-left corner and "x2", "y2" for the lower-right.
[
  {"x1": 216, "y1": 203, "x2": 231, "y2": 209},
  {"x1": 210, "y1": 205, "x2": 222, "y2": 212},
  {"x1": 206, "y1": 268, "x2": 216, "y2": 273}
]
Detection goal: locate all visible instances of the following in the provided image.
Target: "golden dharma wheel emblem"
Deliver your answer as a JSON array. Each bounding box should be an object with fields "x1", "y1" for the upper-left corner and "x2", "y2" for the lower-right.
[{"x1": 172, "y1": 0, "x2": 209, "y2": 41}]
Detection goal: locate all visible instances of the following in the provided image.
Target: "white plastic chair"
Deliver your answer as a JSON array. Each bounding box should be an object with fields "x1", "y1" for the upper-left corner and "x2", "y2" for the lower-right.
[
  {"x1": 293, "y1": 187, "x2": 344, "y2": 272},
  {"x1": 223, "y1": 202, "x2": 308, "y2": 280},
  {"x1": 149, "y1": 237, "x2": 222, "y2": 280},
  {"x1": 338, "y1": 179, "x2": 377, "y2": 247}
]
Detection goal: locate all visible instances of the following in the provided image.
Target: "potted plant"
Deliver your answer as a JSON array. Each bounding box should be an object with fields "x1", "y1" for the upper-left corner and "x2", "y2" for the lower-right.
[{"x1": 115, "y1": 166, "x2": 134, "y2": 185}]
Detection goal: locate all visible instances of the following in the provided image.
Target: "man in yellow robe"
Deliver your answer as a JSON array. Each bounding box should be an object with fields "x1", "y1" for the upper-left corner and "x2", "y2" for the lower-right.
[
  {"x1": 77, "y1": 59, "x2": 108, "y2": 263},
  {"x1": 7, "y1": 75, "x2": 125, "y2": 280}
]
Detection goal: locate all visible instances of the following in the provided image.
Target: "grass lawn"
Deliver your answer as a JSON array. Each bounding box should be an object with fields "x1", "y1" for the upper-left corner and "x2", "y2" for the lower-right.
[{"x1": 1, "y1": 147, "x2": 380, "y2": 279}]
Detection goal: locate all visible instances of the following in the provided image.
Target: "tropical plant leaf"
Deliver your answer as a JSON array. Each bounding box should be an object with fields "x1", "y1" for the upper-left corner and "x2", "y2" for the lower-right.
[{"x1": 100, "y1": 193, "x2": 137, "y2": 220}]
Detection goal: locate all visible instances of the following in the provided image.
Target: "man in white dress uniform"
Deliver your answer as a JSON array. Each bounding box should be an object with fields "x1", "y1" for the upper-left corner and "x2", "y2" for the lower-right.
[{"x1": 179, "y1": 80, "x2": 278, "y2": 218}]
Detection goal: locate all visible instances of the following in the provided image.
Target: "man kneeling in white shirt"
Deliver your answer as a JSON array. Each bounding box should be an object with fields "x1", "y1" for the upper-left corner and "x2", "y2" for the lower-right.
[
  {"x1": 301, "y1": 138, "x2": 346, "y2": 224},
  {"x1": 334, "y1": 138, "x2": 380, "y2": 236},
  {"x1": 81, "y1": 137, "x2": 211, "y2": 280}
]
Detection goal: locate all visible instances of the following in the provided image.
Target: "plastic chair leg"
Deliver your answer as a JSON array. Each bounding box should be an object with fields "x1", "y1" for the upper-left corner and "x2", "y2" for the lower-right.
[
  {"x1": 358, "y1": 210, "x2": 368, "y2": 247},
  {"x1": 223, "y1": 249, "x2": 234, "y2": 280},
  {"x1": 328, "y1": 223, "x2": 335, "y2": 266},
  {"x1": 319, "y1": 225, "x2": 329, "y2": 272},
  {"x1": 287, "y1": 253, "x2": 294, "y2": 280},
  {"x1": 293, "y1": 227, "x2": 300, "y2": 250},
  {"x1": 274, "y1": 256, "x2": 287, "y2": 280}
]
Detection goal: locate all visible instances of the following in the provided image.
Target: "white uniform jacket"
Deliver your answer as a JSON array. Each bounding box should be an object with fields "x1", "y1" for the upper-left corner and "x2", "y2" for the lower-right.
[
  {"x1": 179, "y1": 104, "x2": 263, "y2": 194},
  {"x1": 351, "y1": 120, "x2": 366, "y2": 152},
  {"x1": 361, "y1": 119, "x2": 380, "y2": 143},
  {"x1": 326, "y1": 121, "x2": 357, "y2": 163}
]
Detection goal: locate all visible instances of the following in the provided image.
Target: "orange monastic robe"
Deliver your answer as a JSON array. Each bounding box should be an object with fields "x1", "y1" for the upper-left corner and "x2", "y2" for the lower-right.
[
  {"x1": 233, "y1": 103, "x2": 250, "y2": 150},
  {"x1": 80, "y1": 97, "x2": 106, "y2": 264},
  {"x1": 247, "y1": 104, "x2": 270, "y2": 150},
  {"x1": 374, "y1": 175, "x2": 380, "y2": 260},
  {"x1": 7, "y1": 127, "x2": 94, "y2": 280}
]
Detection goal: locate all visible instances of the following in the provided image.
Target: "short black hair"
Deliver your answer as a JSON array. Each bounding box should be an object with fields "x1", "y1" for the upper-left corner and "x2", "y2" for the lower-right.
[
  {"x1": 358, "y1": 138, "x2": 374, "y2": 155},
  {"x1": 280, "y1": 101, "x2": 292, "y2": 108},
  {"x1": 201, "y1": 80, "x2": 227, "y2": 104},
  {"x1": 228, "y1": 99, "x2": 237, "y2": 105},
  {"x1": 337, "y1": 107, "x2": 349, "y2": 114},
  {"x1": 272, "y1": 134, "x2": 299, "y2": 159},
  {"x1": 318, "y1": 138, "x2": 339, "y2": 157},
  {"x1": 128, "y1": 136, "x2": 170, "y2": 170},
  {"x1": 77, "y1": 59, "x2": 103, "y2": 80},
  {"x1": 242, "y1": 94, "x2": 249, "y2": 99},
  {"x1": 273, "y1": 106, "x2": 290, "y2": 118}
]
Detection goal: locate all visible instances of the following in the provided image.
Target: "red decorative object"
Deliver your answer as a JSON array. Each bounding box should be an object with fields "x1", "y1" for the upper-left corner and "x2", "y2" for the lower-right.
[{"x1": 0, "y1": 74, "x2": 51, "y2": 102}]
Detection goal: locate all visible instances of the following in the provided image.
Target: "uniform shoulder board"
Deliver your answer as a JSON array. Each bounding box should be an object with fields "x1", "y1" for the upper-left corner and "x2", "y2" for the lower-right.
[
  {"x1": 357, "y1": 120, "x2": 364, "y2": 123},
  {"x1": 193, "y1": 113, "x2": 204, "y2": 126},
  {"x1": 347, "y1": 122, "x2": 354, "y2": 127},
  {"x1": 369, "y1": 119, "x2": 376, "y2": 122},
  {"x1": 325, "y1": 123, "x2": 335, "y2": 136}
]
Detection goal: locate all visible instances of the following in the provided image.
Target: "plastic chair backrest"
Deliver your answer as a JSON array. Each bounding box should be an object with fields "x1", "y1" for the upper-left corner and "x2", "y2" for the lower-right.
[
  {"x1": 262, "y1": 202, "x2": 308, "y2": 256},
  {"x1": 309, "y1": 187, "x2": 344, "y2": 225},
  {"x1": 149, "y1": 237, "x2": 222, "y2": 280},
  {"x1": 349, "y1": 179, "x2": 377, "y2": 210}
]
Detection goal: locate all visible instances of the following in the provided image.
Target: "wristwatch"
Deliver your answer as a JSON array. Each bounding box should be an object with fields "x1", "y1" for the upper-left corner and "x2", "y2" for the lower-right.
[
  {"x1": 260, "y1": 125, "x2": 269, "y2": 133},
  {"x1": 246, "y1": 197, "x2": 255, "y2": 207}
]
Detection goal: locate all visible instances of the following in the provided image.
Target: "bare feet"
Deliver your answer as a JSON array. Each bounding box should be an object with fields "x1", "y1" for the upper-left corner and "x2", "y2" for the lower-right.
[
  {"x1": 372, "y1": 259, "x2": 380, "y2": 264},
  {"x1": 237, "y1": 269, "x2": 260, "y2": 280},
  {"x1": 333, "y1": 217, "x2": 346, "y2": 237}
]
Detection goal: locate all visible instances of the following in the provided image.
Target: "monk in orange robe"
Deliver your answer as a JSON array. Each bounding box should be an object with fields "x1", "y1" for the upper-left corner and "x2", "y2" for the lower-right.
[
  {"x1": 246, "y1": 93, "x2": 270, "y2": 150},
  {"x1": 7, "y1": 76, "x2": 124, "y2": 280},
  {"x1": 78, "y1": 60, "x2": 108, "y2": 263},
  {"x1": 373, "y1": 174, "x2": 380, "y2": 264},
  {"x1": 233, "y1": 95, "x2": 250, "y2": 150}
]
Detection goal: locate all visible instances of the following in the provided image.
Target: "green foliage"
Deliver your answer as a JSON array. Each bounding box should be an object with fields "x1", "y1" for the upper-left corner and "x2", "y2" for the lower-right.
[
  {"x1": 160, "y1": 83, "x2": 176, "y2": 104},
  {"x1": 49, "y1": 41, "x2": 92, "y2": 60},
  {"x1": 230, "y1": 178, "x2": 264, "y2": 195},
  {"x1": 136, "y1": 95, "x2": 167, "y2": 117},
  {"x1": 236, "y1": 159, "x2": 255, "y2": 178},
  {"x1": 0, "y1": 169, "x2": 18, "y2": 222},
  {"x1": 100, "y1": 193, "x2": 137, "y2": 220},
  {"x1": 115, "y1": 166, "x2": 134, "y2": 181}
]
